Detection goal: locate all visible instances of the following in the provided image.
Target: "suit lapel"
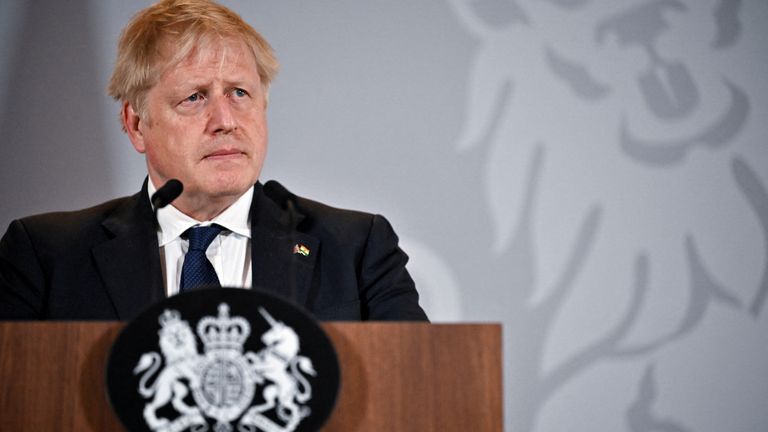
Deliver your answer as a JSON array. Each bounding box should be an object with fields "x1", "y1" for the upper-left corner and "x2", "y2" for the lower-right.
[
  {"x1": 93, "y1": 181, "x2": 165, "y2": 319},
  {"x1": 250, "y1": 183, "x2": 319, "y2": 308}
]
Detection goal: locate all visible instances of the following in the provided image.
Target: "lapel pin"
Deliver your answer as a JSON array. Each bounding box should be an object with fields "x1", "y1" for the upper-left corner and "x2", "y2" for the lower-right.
[{"x1": 292, "y1": 244, "x2": 310, "y2": 257}]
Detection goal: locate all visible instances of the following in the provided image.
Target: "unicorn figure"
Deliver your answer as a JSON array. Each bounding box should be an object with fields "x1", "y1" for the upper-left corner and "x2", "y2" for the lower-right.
[{"x1": 241, "y1": 307, "x2": 316, "y2": 431}]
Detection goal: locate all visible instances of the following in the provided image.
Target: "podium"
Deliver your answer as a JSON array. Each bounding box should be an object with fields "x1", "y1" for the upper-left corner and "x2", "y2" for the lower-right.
[{"x1": 0, "y1": 322, "x2": 502, "y2": 431}]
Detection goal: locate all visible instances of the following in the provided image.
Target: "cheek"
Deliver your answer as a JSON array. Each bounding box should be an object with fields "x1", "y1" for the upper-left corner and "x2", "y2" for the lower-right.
[
  {"x1": 152, "y1": 122, "x2": 193, "y2": 152},
  {"x1": 239, "y1": 105, "x2": 266, "y2": 130},
  {"x1": 248, "y1": 114, "x2": 269, "y2": 144},
  {"x1": 144, "y1": 130, "x2": 192, "y2": 171}
]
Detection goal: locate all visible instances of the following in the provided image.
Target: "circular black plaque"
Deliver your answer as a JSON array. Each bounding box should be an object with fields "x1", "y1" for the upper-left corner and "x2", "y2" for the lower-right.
[{"x1": 106, "y1": 288, "x2": 340, "y2": 432}]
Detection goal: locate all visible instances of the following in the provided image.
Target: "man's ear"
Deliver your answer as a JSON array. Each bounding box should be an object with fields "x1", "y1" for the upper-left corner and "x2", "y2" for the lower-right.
[{"x1": 122, "y1": 101, "x2": 147, "y2": 154}]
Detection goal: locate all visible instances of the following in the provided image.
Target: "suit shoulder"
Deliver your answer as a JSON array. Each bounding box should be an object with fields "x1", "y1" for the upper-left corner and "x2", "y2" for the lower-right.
[
  {"x1": 260, "y1": 181, "x2": 398, "y2": 242},
  {"x1": 292, "y1": 193, "x2": 404, "y2": 255},
  {"x1": 293, "y1": 194, "x2": 379, "y2": 232},
  {"x1": 9, "y1": 195, "x2": 136, "y2": 239},
  {"x1": 295, "y1": 194, "x2": 372, "y2": 221}
]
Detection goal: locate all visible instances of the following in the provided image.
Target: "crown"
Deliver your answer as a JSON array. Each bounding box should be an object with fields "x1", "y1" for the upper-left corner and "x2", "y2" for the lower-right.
[{"x1": 196, "y1": 303, "x2": 251, "y2": 352}]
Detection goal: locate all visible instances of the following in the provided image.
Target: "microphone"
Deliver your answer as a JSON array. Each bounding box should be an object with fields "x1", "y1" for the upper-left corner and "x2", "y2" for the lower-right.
[
  {"x1": 151, "y1": 179, "x2": 183, "y2": 210},
  {"x1": 263, "y1": 180, "x2": 299, "y2": 302},
  {"x1": 263, "y1": 180, "x2": 295, "y2": 215},
  {"x1": 151, "y1": 179, "x2": 183, "y2": 229}
]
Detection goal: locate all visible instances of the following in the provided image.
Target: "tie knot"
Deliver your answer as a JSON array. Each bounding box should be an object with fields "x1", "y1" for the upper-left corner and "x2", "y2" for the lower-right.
[{"x1": 186, "y1": 225, "x2": 223, "y2": 251}]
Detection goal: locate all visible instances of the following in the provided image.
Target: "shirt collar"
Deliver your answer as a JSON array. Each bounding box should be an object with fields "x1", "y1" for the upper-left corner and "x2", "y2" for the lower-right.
[{"x1": 147, "y1": 177, "x2": 253, "y2": 246}]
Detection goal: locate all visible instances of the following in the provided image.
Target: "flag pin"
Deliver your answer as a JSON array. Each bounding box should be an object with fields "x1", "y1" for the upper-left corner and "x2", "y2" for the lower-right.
[{"x1": 292, "y1": 244, "x2": 310, "y2": 257}]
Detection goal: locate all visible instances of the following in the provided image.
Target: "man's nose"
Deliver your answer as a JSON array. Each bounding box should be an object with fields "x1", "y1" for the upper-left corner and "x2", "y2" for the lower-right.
[{"x1": 207, "y1": 95, "x2": 237, "y2": 134}]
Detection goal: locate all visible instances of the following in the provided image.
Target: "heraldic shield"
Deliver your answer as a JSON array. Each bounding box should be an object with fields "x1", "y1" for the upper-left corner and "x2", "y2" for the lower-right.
[{"x1": 107, "y1": 288, "x2": 340, "y2": 432}]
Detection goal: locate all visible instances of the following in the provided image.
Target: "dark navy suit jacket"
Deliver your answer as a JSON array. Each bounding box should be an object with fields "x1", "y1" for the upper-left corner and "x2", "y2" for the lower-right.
[{"x1": 0, "y1": 181, "x2": 427, "y2": 321}]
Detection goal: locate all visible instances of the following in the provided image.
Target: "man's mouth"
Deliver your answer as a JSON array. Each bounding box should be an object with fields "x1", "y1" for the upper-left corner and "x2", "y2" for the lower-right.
[{"x1": 204, "y1": 149, "x2": 245, "y2": 160}]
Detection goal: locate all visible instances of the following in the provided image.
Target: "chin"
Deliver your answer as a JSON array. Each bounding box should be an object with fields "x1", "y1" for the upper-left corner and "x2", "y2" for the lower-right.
[{"x1": 205, "y1": 175, "x2": 256, "y2": 198}]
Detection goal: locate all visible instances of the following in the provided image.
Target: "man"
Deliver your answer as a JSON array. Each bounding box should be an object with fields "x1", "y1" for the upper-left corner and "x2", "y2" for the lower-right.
[{"x1": 0, "y1": 0, "x2": 427, "y2": 321}]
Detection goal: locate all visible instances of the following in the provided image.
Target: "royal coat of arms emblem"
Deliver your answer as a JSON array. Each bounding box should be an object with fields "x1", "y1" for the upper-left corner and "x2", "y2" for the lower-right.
[{"x1": 132, "y1": 303, "x2": 316, "y2": 432}]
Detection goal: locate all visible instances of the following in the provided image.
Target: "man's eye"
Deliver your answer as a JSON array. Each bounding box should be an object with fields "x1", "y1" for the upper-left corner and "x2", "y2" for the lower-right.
[
  {"x1": 234, "y1": 88, "x2": 248, "y2": 97},
  {"x1": 186, "y1": 93, "x2": 201, "y2": 102}
]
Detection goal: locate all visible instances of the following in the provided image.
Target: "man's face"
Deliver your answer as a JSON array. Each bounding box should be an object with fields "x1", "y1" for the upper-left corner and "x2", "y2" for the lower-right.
[{"x1": 127, "y1": 38, "x2": 267, "y2": 215}]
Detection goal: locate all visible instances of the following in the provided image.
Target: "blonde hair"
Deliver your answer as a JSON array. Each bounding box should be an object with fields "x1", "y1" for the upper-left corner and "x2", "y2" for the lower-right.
[{"x1": 108, "y1": 0, "x2": 279, "y2": 120}]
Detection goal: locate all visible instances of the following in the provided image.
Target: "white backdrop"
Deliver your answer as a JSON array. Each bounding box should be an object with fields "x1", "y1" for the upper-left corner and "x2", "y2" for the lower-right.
[{"x1": 1, "y1": 1, "x2": 767, "y2": 431}]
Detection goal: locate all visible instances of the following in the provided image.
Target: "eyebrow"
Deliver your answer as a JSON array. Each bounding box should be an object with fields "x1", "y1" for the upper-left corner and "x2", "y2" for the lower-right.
[{"x1": 171, "y1": 76, "x2": 258, "y2": 92}]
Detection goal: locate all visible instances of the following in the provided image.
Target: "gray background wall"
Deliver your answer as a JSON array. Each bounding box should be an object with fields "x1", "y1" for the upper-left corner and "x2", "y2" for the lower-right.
[{"x1": 2, "y1": 1, "x2": 767, "y2": 431}]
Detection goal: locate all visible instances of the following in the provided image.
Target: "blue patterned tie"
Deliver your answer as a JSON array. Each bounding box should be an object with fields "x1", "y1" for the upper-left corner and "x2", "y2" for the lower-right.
[{"x1": 180, "y1": 225, "x2": 223, "y2": 292}]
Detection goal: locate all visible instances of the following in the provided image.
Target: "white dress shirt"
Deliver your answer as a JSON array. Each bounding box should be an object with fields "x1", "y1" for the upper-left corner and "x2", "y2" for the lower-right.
[{"x1": 148, "y1": 179, "x2": 253, "y2": 296}]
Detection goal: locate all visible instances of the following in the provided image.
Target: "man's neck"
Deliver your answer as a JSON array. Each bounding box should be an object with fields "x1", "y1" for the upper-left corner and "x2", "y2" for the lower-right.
[
  {"x1": 147, "y1": 177, "x2": 251, "y2": 222},
  {"x1": 173, "y1": 194, "x2": 241, "y2": 222}
]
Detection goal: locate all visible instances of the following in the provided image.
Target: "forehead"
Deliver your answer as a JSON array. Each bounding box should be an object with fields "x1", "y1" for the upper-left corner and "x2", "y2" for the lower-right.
[{"x1": 158, "y1": 37, "x2": 260, "y2": 82}]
